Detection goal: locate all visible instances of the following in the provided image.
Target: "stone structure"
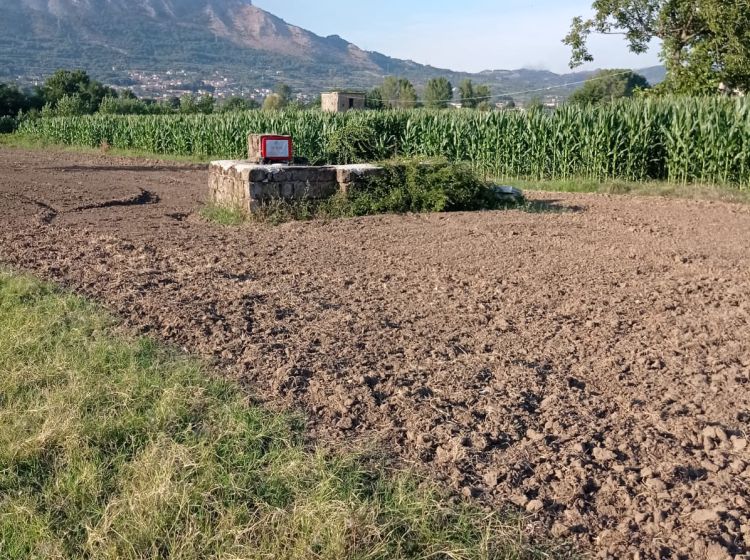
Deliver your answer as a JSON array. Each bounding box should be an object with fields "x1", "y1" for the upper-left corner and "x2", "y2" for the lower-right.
[
  {"x1": 209, "y1": 160, "x2": 381, "y2": 212},
  {"x1": 321, "y1": 91, "x2": 366, "y2": 113}
]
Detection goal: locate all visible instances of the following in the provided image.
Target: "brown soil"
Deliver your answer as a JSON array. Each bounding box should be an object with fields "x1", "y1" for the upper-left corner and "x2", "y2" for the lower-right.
[{"x1": 1, "y1": 147, "x2": 749, "y2": 560}]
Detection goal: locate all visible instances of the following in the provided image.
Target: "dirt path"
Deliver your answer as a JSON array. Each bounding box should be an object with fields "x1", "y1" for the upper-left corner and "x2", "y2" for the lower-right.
[{"x1": 1, "y1": 147, "x2": 749, "y2": 560}]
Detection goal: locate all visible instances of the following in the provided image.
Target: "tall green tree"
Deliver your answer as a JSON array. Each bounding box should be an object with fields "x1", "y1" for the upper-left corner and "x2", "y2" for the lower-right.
[
  {"x1": 459, "y1": 80, "x2": 492, "y2": 109},
  {"x1": 568, "y1": 69, "x2": 650, "y2": 104},
  {"x1": 378, "y1": 77, "x2": 418, "y2": 109},
  {"x1": 475, "y1": 85, "x2": 493, "y2": 110},
  {"x1": 0, "y1": 83, "x2": 38, "y2": 117},
  {"x1": 220, "y1": 97, "x2": 259, "y2": 112},
  {"x1": 459, "y1": 79, "x2": 476, "y2": 108},
  {"x1": 195, "y1": 94, "x2": 215, "y2": 114},
  {"x1": 42, "y1": 69, "x2": 116, "y2": 113},
  {"x1": 564, "y1": 0, "x2": 750, "y2": 94},
  {"x1": 423, "y1": 78, "x2": 453, "y2": 109},
  {"x1": 262, "y1": 93, "x2": 287, "y2": 111},
  {"x1": 274, "y1": 83, "x2": 293, "y2": 103},
  {"x1": 365, "y1": 88, "x2": 383, "y2": 109}
]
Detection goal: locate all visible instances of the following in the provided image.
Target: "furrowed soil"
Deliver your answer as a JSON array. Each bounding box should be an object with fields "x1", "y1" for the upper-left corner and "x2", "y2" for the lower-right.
[{"x1": 1, "y1": 148, "x2": 749, "y2": 560}]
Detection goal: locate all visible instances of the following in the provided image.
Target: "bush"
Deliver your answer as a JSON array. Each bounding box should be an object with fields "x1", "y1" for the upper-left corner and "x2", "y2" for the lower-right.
[
  {"x1": 347, "y1": 159, "x2": 499, "y2": 215},
  {"x1": 98, "y1": 96, "x2": 151, "y2": 115},
  {"x1": 325, "y1": 120, "x2": 394, "y2": 164},
  {"x1": 0, "y1": 116, "x2": 16, "y2": 134}
]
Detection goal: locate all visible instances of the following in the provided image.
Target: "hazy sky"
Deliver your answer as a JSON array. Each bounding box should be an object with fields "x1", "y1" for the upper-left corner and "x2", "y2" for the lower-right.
[{"x1": 252, "y1": 0, "x2": 661, "y2": 74}]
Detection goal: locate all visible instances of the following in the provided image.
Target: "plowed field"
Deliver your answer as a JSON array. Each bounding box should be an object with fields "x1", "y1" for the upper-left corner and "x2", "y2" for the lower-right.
[{"x1": 2, "y1": 148, "x2": 749, "y2": 560}]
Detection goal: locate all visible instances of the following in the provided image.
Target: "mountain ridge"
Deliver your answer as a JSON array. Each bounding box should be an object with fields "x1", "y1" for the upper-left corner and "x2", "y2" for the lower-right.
[{"x1": 0, "y1": 0, "x2": 665, "y2": 98}]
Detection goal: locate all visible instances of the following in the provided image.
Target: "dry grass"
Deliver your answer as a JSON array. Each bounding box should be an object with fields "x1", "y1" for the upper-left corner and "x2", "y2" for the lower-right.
[{"x1": 0, "y1": 271, "x2": 566, "y2": 560}]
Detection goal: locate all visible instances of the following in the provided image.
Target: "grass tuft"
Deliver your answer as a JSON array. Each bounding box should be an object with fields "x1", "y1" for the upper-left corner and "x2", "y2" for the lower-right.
[
  {"x1": 0, "y1": 271, "x2": 565, "y2": 559},
  {"x1": 199, "y1": 204, "x2": 248, "y2": 226}
]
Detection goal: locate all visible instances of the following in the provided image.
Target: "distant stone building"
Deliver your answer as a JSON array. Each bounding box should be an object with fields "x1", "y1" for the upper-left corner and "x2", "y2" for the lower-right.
[{"x1": 321, "y1": 91, "x2": 366, "y2": 113}]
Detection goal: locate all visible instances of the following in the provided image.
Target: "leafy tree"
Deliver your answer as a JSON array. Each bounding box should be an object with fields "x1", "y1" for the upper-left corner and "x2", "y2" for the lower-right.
[
  {"x1": 423, "y1": 78, "x2": 453, "y2": 109},
  {"x1": 42, "y1": 69, "x2": 116, "y2": 113},
  {"x1": 274, "y1": 83, "x2": 293, "y2": 103},
  {"x1": 165, "y1": 96, "x2": 181, "y2": 110},
  {"x1": 475, "y1": 85, "x2": 493, "y2": 110},
  {"x1": 568, "y1": 69, "x2": 650, "y2": 105},
  {"x1": 525, "y1": 97, "x2": 545, "y2": 112},
  {"x1": 0, "y1": 83, "x2": 34, "y2": 117},
  {"x1": 378, "y1": 77, "x2": 418, "y2": 109},
  {"x1": 51, "y1": 94, "x2": 88, "y2": 117},
  {"x1": 459, "y1": 79, "x2": 476, "y2": 108},
  {"x1": 458, "y1": 80, "x2": 492, "y2": 109},
  {"x1": 98, "y1": 96, "x2": 150, "y2": 115},
  {"x1": 497, "y1": 95, "x2": 516, "y2": 109},
  {"x1": 220, "y1": 97, "x2": 258, "y2": 112},
  {"x1": 195, "y1": 94, "x2": 215, "y2": 114},
  {"x1": 365, "y1": 88, "x2": 383, "y2": 109},
  {"x1": 179, "y1": 95, "x2": 198, "y2": 114},
  {"x1": 564, "y1": 0, "x2": 750, "y2": 94},
  {"x1": 262, "y1": 93, "x2": 286, "y2": 111}
]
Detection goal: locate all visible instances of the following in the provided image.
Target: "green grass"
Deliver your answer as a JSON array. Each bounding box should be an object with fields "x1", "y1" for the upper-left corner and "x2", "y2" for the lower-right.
[
  {"x1": 0, "y1": 133, "x2": 212, "y2": 164},
  {"x1": 0, "y1": 271, "x2": 566, "y2": 560},
  {"x1": 501, "y1": 178, "x2": 750, "y2": 204},
  {"x1": 199, "y1": 204, "x2": 249, "y2": 226}
]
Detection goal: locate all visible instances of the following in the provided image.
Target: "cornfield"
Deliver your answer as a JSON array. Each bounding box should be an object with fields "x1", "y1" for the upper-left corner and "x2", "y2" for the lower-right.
[{"x1": 18, "y1": 96, "x2": 750, "y2": 187}]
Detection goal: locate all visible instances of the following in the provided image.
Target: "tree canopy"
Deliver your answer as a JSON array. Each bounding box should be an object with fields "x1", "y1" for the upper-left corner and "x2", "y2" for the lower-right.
[
  {"x1": 377, "y1": 77, "x2": 418, "y2": 109},
  {"x1": 459, "y1": 80, "x2": 492, "y2": 109},
  {"x1": 568, "y1": 69, "x2": 650, "y2": 105},
  {"x1": 564, "y1": 0, "x2": 750, "y2": 94},
  {"x1": 262, "y1": 93, "x2": 286, "y2": 111},
  {"x1": 0, "y1": 83, "x2": 42, "y2": 117},
  {"x1": 423, "y1": 78, "x2": 453, "y2": 109},
  {"x1": 42, "y1": 69, "x2": 117, "y2": 113}
]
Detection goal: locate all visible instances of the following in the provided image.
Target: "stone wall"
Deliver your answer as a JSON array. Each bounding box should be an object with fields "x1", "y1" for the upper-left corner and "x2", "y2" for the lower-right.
[{"x1": 208, "y1": 161, "x2": 382, "y2": 212}]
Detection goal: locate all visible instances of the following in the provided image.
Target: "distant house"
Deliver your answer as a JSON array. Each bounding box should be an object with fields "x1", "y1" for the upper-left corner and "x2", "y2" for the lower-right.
[{"x1": 321, "y1": 91, "x2": 366, "y2": 113}]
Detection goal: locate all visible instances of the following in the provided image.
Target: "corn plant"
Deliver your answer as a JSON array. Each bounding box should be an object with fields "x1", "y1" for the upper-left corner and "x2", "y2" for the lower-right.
[{"x1": 18, "y1": 96, "x2": 750, "y2": 188}]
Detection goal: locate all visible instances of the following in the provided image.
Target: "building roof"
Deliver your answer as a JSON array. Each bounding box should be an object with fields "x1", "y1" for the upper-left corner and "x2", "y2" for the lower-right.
[{"x1": 322, "y1": 91, "x2": 366, "y2": 96}]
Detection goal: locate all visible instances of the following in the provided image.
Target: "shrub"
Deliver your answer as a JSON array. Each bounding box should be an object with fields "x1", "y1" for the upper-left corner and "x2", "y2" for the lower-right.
[
  {"x1": 347, "y1": 159, "x2": 499, "y2": 214},
  {"x1": 0, "y1": 116, "x2": 16, "y2": 134},
  {"x1": 325, "y1": 120, "x2": 394, "y2": 164}
]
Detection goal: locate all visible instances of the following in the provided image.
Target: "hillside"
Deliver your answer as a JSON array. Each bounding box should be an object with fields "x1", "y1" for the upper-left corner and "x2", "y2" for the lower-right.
[{"x1": 0, "y1": 0, "x2": 664, "y2": 98}]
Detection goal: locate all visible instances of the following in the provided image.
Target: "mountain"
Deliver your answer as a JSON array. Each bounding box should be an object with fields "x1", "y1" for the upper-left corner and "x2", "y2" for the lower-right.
[{"x1": 0, "y1": 0, "x2": 664, "y2": 99}]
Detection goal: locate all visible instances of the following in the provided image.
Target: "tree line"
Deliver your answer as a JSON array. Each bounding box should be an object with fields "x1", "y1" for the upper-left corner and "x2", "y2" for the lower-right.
[
  {"x1": 365, "y1": 77, "x2": 495, "y2": 110},
  {"x1": 0, "y1": 67, "x2": 653, "y2": 131}
]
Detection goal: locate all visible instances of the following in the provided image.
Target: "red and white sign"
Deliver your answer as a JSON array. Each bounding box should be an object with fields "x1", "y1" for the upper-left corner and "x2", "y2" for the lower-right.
[{"x1": 261, "y1": 135, "x2": 293, "y2": 162}]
